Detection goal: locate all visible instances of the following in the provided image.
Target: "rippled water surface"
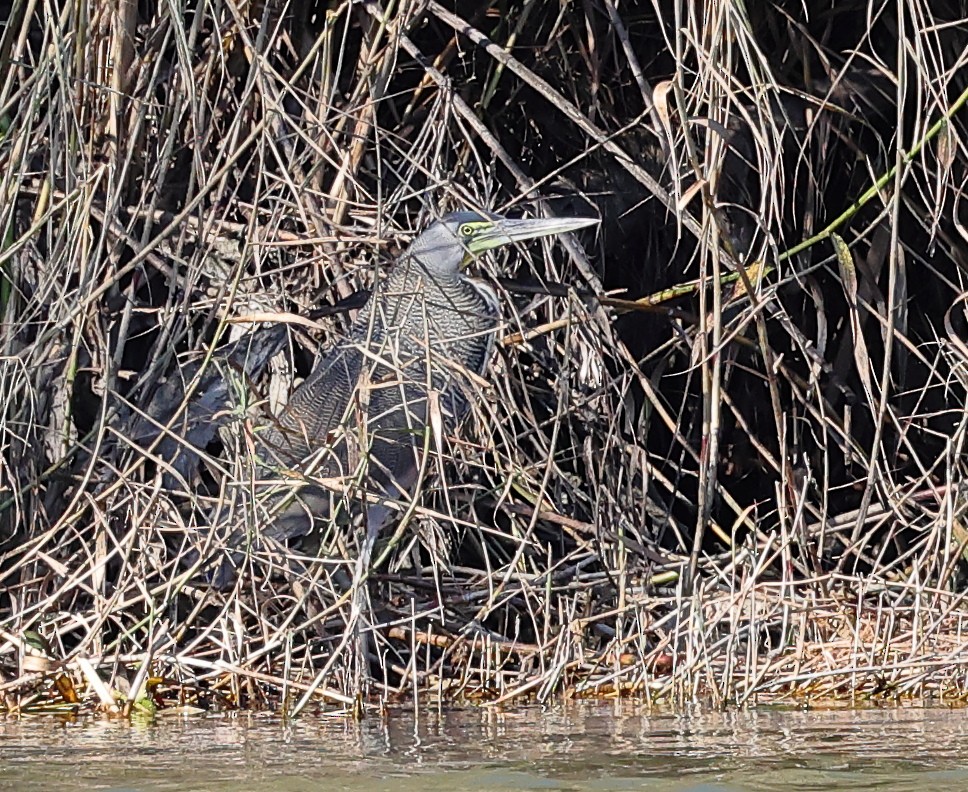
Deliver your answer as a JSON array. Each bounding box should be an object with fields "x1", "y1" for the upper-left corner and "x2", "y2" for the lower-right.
[{"x1": 2, "y1": 703, "x2": 967, "y2": 791}]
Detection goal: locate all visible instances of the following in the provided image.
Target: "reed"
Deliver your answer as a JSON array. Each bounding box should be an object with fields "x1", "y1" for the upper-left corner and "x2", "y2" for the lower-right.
[{"x1": 2, "y1": 0, "x2": 968, "y2": 716}]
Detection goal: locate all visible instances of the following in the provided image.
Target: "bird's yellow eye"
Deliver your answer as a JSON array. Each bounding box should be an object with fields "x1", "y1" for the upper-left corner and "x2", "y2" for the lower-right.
[{"x1": 458, "y1": 223, "x2": 475, "y2": 237}]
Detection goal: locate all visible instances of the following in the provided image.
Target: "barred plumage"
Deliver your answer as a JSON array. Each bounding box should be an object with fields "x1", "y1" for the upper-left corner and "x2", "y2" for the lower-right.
[{"x1": 208, "y1": 210, "x2": 596, "y2": 574}]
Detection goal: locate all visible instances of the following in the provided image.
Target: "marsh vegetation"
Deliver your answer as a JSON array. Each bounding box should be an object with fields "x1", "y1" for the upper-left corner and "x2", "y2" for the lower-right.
[{"x1": 1, "y1": 0, "x2": 968, "y2": 714}]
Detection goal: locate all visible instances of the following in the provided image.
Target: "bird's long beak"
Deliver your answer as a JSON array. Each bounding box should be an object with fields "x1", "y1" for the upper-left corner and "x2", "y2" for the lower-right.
[{"x1": 468, "y1": 215, "x2": 599, "y2": 255}]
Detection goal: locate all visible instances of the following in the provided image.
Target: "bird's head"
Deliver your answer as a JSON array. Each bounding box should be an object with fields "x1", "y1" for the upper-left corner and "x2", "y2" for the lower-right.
[{"x1": 407, "y1": 210, "x2": 599, "y2": 276}]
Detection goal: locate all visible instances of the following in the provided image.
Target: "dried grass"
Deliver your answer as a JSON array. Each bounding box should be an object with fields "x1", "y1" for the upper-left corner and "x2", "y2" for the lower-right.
[{"x1": 2, "y1": 0, "x2": 968, "y2": 716}]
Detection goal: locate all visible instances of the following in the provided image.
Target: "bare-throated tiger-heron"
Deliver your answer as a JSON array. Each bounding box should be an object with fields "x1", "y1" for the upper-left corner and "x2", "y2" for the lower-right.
[{"x1": 215, "y1": 210, "x2": 598, "y2": 579}]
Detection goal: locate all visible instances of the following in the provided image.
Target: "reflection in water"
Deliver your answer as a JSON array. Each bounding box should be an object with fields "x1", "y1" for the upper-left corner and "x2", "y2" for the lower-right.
[{"x1": 1, "y1": 703, "x2": 966, "y2": 791}]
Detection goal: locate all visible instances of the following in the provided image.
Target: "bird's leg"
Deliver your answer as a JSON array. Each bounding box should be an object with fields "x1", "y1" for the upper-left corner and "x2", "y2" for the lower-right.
[{"x1": 345, "y1": 513, "x2": 380, "y2": 694}]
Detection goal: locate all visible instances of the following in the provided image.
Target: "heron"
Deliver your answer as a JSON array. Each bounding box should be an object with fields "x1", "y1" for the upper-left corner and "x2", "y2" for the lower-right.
[{"x1": 207, "y1": 210, "x2": 599, "y2": 582}]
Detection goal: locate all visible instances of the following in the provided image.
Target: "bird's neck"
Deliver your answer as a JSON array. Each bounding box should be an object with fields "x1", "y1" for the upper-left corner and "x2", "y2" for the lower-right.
[{"x1": 358, "y1": 254, "x2": 498, "y2": 337}]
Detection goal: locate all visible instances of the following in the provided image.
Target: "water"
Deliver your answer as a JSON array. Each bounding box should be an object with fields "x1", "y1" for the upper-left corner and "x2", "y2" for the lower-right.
[{"x1": 1, "y1": 703, "x2": 966, "y2": 791}]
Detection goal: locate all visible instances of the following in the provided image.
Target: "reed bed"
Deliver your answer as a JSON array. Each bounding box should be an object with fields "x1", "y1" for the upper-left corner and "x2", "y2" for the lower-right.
[{"x1": 2, "y1": 0, "x2": 968, "y2": 716}]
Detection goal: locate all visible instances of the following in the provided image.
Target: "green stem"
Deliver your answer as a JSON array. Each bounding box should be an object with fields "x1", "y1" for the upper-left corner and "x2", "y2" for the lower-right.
[
  {"x1": 779, "y1": 81, "x2": 968, "y2": 263},
  {"x1": 636, "y1": 80, "x2": 968, "y2": 307}
]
